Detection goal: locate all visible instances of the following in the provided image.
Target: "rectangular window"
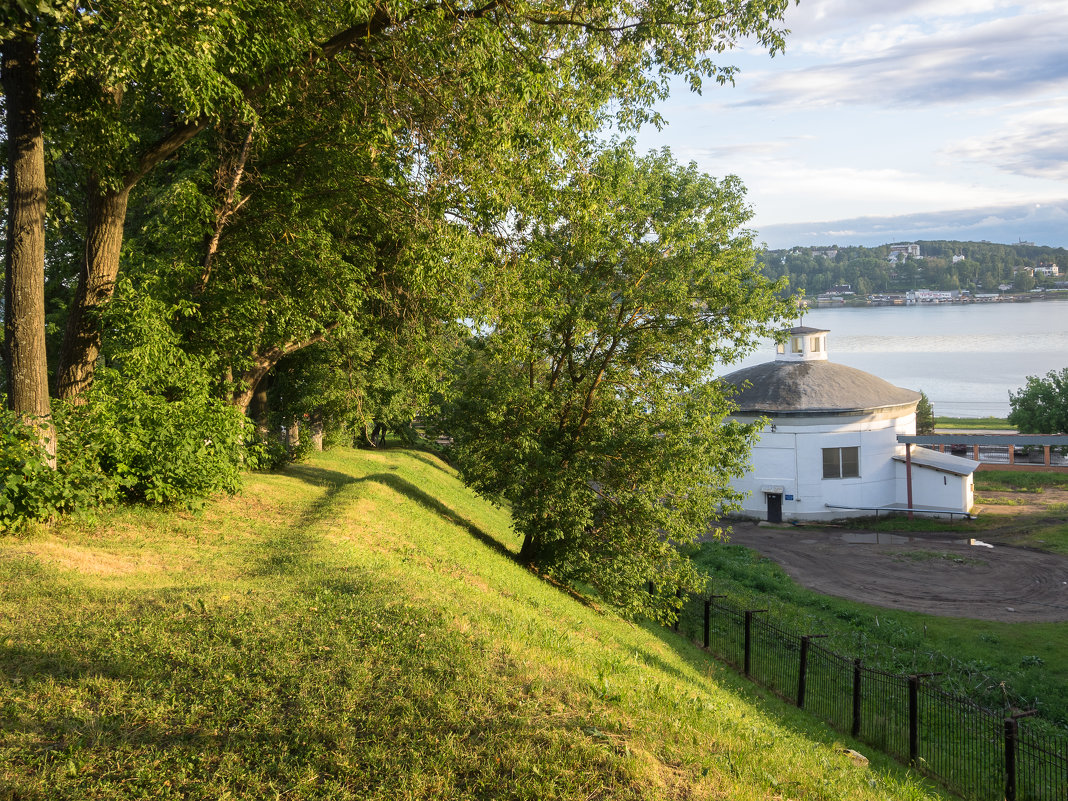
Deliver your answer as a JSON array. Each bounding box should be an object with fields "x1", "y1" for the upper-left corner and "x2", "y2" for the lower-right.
[
  {"x1": 822, "y1": 446, "x2": 860, "y2": 479},
  {"x1": 792, "y1": 337, "x2": 803, "y2": 353}
]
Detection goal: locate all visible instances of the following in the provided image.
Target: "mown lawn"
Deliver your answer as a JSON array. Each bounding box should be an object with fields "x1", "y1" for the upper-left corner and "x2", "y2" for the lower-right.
[
  {"x1": 0, "y1": 448, "x2": 948, "y2": 800},
  {"x1": 933, "y1": 417, "x2": 1012, "y2": 430}
]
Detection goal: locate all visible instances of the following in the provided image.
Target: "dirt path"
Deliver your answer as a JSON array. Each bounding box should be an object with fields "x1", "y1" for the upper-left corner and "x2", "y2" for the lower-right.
[{"x1": 724, "y1": 521, "x2": 1068, "y2": 622}]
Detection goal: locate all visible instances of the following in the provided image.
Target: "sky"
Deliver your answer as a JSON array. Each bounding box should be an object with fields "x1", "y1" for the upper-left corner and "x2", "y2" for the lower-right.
[{"x1": 632, "y1": 0, "x2": 1068, "y2": 250}]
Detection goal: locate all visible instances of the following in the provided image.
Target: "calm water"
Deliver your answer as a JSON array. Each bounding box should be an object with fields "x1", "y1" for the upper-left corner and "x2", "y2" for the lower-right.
[{"x1": 722, "y1": 299, "x2": 1068, "y2": 418}]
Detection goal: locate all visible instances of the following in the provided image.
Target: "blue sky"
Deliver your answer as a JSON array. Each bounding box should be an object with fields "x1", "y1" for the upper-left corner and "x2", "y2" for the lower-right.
[{"x1": 634, "y1": 0, "x2": 1068, "y2": 249}]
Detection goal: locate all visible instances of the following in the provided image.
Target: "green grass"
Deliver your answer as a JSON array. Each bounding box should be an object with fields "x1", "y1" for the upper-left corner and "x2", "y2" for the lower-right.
[
  {"x1": 975, "y1": 470, "x2": 1068, "y2": 492},
  {"x1": 973, "y1": 495, "x2": 1026, "y2": 506},
  {"x1": 0, "y1": 448, "x2": 948, "y2": 800},
  {"x1": 688, "y1": 543, "x2": 1068, "y2": 730},
  {"x1": 933, "y1": 417, "x2": 1012, "y2": 430}
]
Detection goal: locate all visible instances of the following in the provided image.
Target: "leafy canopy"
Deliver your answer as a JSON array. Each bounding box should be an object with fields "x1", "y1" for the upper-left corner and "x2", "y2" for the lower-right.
[
  {"x1": 1008, "y1": 368, "x2": 1068, "y2": 434},
  {"x1": 447, "y1": 145, "x2": 790, "y2": 619}
]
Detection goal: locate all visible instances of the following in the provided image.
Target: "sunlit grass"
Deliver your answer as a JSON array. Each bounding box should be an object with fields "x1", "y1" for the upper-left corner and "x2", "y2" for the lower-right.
[
  {"x1": 933, "y1": 417, "x2": 1012, "y2": 430},
  {"x1": 0, "y1": 447, "x2": 949, "y2": 800}
]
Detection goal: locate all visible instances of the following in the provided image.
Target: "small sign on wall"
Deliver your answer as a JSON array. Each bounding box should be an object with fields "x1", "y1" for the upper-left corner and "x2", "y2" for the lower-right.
[{"x1": 785, "y1": 494, "x2": 794, "y2": 500}]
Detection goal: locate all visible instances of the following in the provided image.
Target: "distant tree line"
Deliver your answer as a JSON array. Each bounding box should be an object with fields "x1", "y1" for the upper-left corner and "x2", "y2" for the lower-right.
[{"x1": 757, "y1": 241, "x2": 1068, "y2": 297}]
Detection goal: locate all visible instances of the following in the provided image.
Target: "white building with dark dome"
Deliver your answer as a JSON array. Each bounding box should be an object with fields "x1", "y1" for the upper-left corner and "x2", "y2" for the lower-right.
[{"x1": 721, "y1": 326, "x2": 976, "y2": 522}]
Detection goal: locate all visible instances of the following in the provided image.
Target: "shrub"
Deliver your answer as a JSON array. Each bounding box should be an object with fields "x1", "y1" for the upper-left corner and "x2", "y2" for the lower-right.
[
  {"x1": 0, "y1": 404, "x2": 116, "y2": 533},
  {"x1": 67, "y1": 283, "x2": 250, "y2": 505}
]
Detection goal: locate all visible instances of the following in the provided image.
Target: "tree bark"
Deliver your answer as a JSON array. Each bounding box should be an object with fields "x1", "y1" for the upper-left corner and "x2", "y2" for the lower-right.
[
  {"x1": 231, "y1": 359, "x2": 275, "y2": 415},
  {"x1": 2, "y1": 32, "x2": 55, "y2": 466},
  {"x1": 250, "y1": 381, "x2": 271, "y2": 438},
  {"x1": 55, "y1": 182, "x2": 131, "y2": 401}
]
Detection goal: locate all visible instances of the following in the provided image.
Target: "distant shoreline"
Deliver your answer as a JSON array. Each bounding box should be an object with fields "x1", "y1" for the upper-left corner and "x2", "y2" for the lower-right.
[{"x1": 804, "y1": 290, "x2": 1068, "y2": 309}]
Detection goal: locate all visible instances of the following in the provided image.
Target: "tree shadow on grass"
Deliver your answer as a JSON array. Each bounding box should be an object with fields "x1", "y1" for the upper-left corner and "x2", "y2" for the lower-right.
[
  {"x1": 276, "y1": 465, "x2": 516, "y2": 568},
  {"x1": 251, "y1": 465, "x2": 361, "y2": 578},
  {"x1": 401, "y1": 449, "x2": 457, "y2": 477},
  {"x1": 361, "y1": 472, "x2": 517, "y2": 562}
]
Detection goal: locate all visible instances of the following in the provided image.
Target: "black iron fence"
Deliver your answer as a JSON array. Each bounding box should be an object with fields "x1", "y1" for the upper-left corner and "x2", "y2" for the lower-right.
[{"x1": 675, "y1": 595, "x2": 1068, "y2": 800}]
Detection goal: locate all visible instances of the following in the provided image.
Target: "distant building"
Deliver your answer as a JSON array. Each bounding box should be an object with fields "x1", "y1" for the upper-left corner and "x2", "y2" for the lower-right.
[
  {"x1": 811, "y1": 247, "x2": 839, "y2": 259},
  {"x1": 1035, "y1": 262, "x2": 1059, "y2": 277},
  {"x1": 906, "y1": 289, "x2": 958, "y2": 304},
  {"x1": 889, "y1": 243, "x2": 922, "y2": 259},
  {"x1": 721, "y1": 327, "x2": 976, "y2": 522}
]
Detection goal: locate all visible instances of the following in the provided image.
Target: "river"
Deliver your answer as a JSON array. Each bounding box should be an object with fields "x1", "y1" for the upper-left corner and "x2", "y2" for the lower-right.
[{"x1": 721, "y1": 298, "x2": 1068, "y2": 418}]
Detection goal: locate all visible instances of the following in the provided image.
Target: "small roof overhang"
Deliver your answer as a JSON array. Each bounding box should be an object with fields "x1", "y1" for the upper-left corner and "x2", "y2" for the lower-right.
[{"x1": 892, "y1": 448, "x2": 980, "y2": 477}]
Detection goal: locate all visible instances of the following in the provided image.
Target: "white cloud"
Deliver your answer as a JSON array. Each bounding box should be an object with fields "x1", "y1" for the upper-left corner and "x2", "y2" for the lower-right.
[
  {"x1": 948, "y1": 105, "x2": 1068, "y2": 180},
  {"x1": 742, "y1": 6, "x2": 1068, "y2": 108}
]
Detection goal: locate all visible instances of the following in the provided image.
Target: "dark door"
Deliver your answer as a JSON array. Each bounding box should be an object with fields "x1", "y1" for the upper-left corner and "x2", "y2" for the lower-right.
[{"x1": 766, "y1": 493, "x2": 782, "y2": 523}]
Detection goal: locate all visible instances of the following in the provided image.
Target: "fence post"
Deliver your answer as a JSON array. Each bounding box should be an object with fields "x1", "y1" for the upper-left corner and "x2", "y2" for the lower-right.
[
  {"x1": 797, "y1": 636, "x2": 811, "y2": 709},
  {"x1": 1003, "y1": 710, "x2": 1037, "y2": 801},
  {"x1": 1004, "y1": 716, "x2": 1018, "y2": 801},
  {"x1": 852, "y1": 659, "x2": 863, "y2": 738},
  {"x1": 908, "y1": 674, "x2": 920, "y2": 764}
]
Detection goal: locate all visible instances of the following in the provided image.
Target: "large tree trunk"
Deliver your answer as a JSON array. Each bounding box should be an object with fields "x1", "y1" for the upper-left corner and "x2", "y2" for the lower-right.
[
  {"x1": 2, "y1": 32, "x2": 55, "y2": 466},
  {"x1": 55, "y1": 182, "x2": 131, "y2": 401},
  {"x1": 250, "y1": 381, "x2": 271, "y2": 438},
  {"x1": 231, "y1": 360, "x2": 275, "y2": 415}
]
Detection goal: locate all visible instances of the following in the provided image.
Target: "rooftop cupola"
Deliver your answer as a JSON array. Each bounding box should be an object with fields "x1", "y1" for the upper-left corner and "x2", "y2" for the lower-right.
[{"x1": 776, "y1": 325, "x2": 830, "y2": 362}]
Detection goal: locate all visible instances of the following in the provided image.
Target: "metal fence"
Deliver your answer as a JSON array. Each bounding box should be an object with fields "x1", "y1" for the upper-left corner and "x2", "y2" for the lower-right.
[{"x1": 679, "y1": 596, "x2": 1068, "y2": 800}]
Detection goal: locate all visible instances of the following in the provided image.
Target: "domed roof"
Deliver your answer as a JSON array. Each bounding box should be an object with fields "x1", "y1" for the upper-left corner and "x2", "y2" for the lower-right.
[
  {"x1": 721, "y1": 326, "x2": 920, "y2": 416},
  {"x1": 721, "y1": 360, "x2": 921, "y2": 416}
]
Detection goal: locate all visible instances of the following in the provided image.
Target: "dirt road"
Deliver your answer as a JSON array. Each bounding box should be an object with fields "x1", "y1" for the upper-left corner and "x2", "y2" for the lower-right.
[{"x1": 724, "y1": 521, "x2": 1068, "y2": 622}]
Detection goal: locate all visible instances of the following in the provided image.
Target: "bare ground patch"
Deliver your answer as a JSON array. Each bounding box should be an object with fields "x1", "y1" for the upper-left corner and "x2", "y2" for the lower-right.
[{"x1": 724, "y1": 521, "x2": 1068, "y2": 623}]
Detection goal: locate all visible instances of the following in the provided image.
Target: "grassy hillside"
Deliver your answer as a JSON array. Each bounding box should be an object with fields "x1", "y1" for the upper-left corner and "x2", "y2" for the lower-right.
[{"x1": 0, "y1": 447, "x2": 949, "y2": 800}]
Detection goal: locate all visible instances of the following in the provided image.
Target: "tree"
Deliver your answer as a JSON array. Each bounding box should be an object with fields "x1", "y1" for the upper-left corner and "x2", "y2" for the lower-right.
[
  {"x1": 916, "y1": 390, "x2": 935, "y2": 435},
  {"x1": 446, "y1": 146, "x2": 790, "y2": 619},
  {"x1": 7, "y1": 0, "x2": 791, "y2": 405},
  {"x1": 1008, "y1": 368, "x2": 1068, "y2": 434},
  {"x1": 1012, "y1": 272, "x2": 1035, "y2": 293},
  {"x1": 1, "y1": 4, "x2": 67, "y2": 464}
]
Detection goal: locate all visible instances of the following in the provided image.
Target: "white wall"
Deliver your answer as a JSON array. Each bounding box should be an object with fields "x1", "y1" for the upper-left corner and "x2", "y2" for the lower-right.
[
  {"x1": 895, "y1": 462, "x2": 974, "y2": 516},
  {"x1": 731, "y1": 411, "x2": 917, "y2": 521}
]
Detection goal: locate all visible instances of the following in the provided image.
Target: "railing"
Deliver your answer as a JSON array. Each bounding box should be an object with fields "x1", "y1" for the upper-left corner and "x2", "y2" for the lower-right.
[{"x1": 672, "y1": 595, "x2": 1068, "y2": 800}]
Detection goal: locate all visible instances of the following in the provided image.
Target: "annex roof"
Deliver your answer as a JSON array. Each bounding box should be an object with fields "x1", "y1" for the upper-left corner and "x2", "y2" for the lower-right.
[{"x1": 891, "y1": 447, "x2": 980, "y2": 477}]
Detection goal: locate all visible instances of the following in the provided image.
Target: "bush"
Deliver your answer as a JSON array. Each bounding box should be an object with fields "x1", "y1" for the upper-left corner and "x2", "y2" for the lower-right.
[
  {"x1": 67, "y1": 283, "x2": 251, "y2": 505},
  {"x1": 0, "y1": 403, "x2": 116, "y2": 533}
]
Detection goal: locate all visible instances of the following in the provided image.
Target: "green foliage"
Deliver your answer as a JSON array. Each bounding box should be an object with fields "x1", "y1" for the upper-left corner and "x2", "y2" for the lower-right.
[
  {"x1": 64, "y1": 281, "x2": 250, "y2": 505},
  {"x1": 447, "y1": 146, "x2": 790, "y2": 619},
  {"x1": 0, "y1": 404, "x2": 117, "y2": 533},
  {"x1": 916, "y1": 390, "x2": 935, "y2": 435},
  {"x1": 0, "y1": 409, "x2": 66, "y2": 531},
  {"x1": 1008, "y1": 367, "x2": 1068, "y2": 434}
]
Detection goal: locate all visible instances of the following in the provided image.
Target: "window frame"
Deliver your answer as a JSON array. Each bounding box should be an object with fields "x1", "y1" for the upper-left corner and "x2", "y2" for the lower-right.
[{"x1": 822, "y1": 446, "x2": 860, "y2": 479}]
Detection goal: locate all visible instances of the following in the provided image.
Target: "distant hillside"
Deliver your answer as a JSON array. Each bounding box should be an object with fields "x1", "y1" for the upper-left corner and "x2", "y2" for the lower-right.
[
  {"x1": 0, "y1": 448, "x2": 950, "y2": 800},
  {"x1": 758, "y1": 239, "x2": 1068, "y2": 297}
]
